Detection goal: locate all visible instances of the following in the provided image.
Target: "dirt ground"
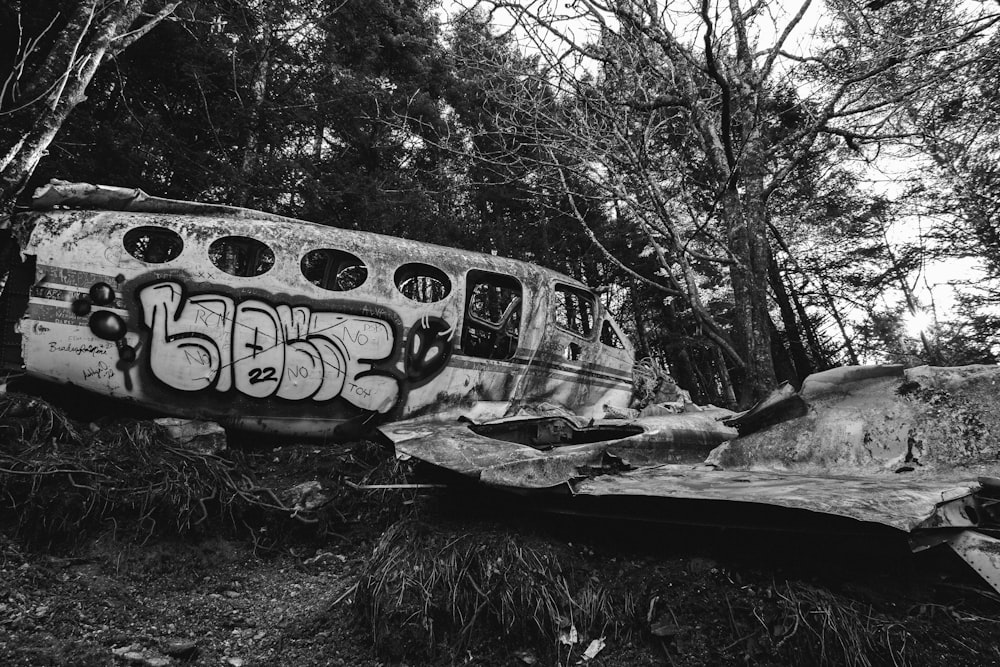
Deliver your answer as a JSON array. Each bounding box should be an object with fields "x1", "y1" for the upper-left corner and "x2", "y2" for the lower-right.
[{"x1": 4, "y1": 440, "x2": 1000, "y2": 666}]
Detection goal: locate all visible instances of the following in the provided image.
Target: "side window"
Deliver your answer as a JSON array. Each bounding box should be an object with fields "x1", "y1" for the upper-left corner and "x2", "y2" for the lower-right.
[
  {"x1": 209, "y1": 236, "x2": 275, "y2": 277},
  {"x1": 301, "y1": 248, "x2": 367, "y2": 291},
  {"x1": 601, "y1": 320, "x2": 625, "y2": 349},
  {"x1": 395, "y1": 263, "x2": 451, "y2": 303},
  {"x1": 462, "y1": 270, "x2": 522, "y2": 360},
  {"x1": 554, "y1": 284, "x2": 595, "y2": 337},
  {"x1": 123, "y1": 226, "x2": 183, "y2": 263}
]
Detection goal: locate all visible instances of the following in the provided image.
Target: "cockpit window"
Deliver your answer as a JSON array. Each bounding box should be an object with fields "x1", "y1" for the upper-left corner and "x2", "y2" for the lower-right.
[
  {"x1": 395, "y1": 263, "x2": 451, "y2": 303},
  {"x1": 123, "y1": 226, "x2": 183, "y2": 264},
  {"x1": 301, "y1": 248, "x2": 367, "y2": 291},
  {"x1": 554, "y1": 284, "x2": 595, "y2": 337},
  {"x1": 462, "y1": 271, "x2": 522, "y2": 360},
  {"x1": 209, "y1": 236, "x2": 275, "y2": 277},
  {"x1": 601, "y1": 320, "x2": 625, "y2": 349}
]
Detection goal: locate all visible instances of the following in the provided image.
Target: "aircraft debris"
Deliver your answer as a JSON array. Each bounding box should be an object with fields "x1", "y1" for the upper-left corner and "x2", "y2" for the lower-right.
[
  {"x1": 582, "y1": 637, "x2": 606, "y2": 660},
  {"x1": 5, "y1": 181, "x2": 999, "y2": 595},
  {"x1": 153, "y1": 418, "x2": 226, "y2": 456},
  {"x1": 384, "y1": 364, "x2": 1000, "y2": 595}
]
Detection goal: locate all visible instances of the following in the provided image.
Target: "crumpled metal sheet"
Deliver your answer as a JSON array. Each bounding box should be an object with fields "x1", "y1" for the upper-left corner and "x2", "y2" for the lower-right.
[
  {"x1": 384, "y1": 412, "x2": 739, "y2": 488},
  {"x1": 572, "y1": 465, "x2": 977, "y2": 532},
  {"x1": 722, "y1": 382, "x2": 807, "y2": 436},
  {"x1": 713, "y1": 364, "x2": 1000, "y2": 475},
  {"x1": 386, "y1": 410, "x2": 988, "y2": 530},
  {"x1": 383, "y1": 365, "x2": 1000, "y2": 594},
  {"x1": 31, "y1": 179, "x2": 296, "y2": 222},
  {"x1": 946, "y1": 530, "x2": 1000, "y2": 593},
  {"x1": 384, "y1": 420, "x2": 550, "y2": 477}
]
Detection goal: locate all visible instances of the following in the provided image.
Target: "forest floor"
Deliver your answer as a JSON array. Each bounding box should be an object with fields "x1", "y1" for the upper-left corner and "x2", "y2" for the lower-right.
[{"x1": 3, "y1": 404, "x2": 1000, "y2": 666}]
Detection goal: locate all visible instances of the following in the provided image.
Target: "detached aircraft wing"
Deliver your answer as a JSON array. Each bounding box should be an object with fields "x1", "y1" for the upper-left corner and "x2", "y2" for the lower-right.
[{"x1": 380, "y1": 364, "x2": 1000, "y2": 594}]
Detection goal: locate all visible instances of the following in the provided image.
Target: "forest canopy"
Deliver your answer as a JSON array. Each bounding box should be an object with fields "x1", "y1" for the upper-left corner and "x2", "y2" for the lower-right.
[{"x1": 2, "y1": 0, "x2": 999, "y2": 407}]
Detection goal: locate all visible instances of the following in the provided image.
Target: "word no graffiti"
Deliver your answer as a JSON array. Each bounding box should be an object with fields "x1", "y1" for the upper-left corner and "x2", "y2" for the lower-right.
[{"x1": 138, "y1": 281, "x2": 399, "y2": 413}]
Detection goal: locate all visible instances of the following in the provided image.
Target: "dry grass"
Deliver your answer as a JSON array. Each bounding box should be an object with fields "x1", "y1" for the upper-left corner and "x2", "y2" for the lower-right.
[
  {"x1": 354, "y1": 518, "x2": 638, "y2": 662},
  {"x1": 0, "y1": 392, "x2": 297, "y2": 547},
  {"x1": 768, "y1": 582, "x2": 1000, "y2": 666},
  {"x1": 353, "y1": 515, "x2": 1000, "y2": 665},
  {"x1": 254, "y1": 439, "x2": 421, "y2": 547}
]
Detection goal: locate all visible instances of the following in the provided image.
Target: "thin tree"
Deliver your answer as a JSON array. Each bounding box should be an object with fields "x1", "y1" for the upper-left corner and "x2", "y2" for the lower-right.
[{"x1": 0, "y1": 0, "x2": 183, "y2": 211}]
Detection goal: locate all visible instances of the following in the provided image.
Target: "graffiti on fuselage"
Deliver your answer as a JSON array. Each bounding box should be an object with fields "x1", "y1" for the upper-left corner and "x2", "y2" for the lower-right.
[{"x1": 136, "y1": 281, "x2": 401, "y2": 413}]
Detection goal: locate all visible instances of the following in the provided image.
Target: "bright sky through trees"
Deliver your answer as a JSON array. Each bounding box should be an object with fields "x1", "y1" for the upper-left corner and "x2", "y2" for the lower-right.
[{"x1": 439, "y1": 0, "x2": 999, "y2": 362}]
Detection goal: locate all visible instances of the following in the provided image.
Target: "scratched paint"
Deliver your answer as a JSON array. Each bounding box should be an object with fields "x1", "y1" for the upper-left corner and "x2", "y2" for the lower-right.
[
  {"x1": 137, "y1": 281, "x2": 400, "y2": 413},
  {"x1": 11, "y1": 182, "x2": 636, "y2": 435}
]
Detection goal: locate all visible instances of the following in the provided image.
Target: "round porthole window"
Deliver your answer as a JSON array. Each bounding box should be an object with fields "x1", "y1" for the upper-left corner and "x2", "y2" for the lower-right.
[
  {"x1": 208, "y1": 236, "x2": 275, "y2": 277},
  {"x1": 394, "y1": 263, "x2": 451, "y2": 303},
  {"x1": 301, "y1": 248, "x2": 368, "y2": 291},
  {"x1": 123, "y1": 226, "x2": 183, "y2": 264}
]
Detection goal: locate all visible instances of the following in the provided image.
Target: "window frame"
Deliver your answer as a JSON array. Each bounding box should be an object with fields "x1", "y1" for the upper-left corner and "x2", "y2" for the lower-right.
[
  {"x1": 461, "y1": 269, "x2": 524, "y2": 361},
  {"x1": 600, "y1": 319, "x2": 626, "y2": 350},
  {"x1": 552, "y1": 283, "x2": 597, "y2": 340},
  {"x1": 122, "y1": 225, "x2": 184, "y2": 264},
  {"x1": 301, "y1": 247, "x2": 368, "y2": 292},
  {"x1": 393, "y1": 262, "x2": 453, "y2": 304},
  {"x1": 208, "y1": 235, "x2": 276, "y2": 278}
]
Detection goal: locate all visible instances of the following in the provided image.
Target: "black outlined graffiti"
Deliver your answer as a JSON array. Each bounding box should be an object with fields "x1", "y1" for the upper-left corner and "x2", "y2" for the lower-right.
[
  {"x1": 136, "y1": 280, "x2": 407, "y2": 413},
  {"x1": 405, "y1": 316, "x2": 454, "y2": 385}
]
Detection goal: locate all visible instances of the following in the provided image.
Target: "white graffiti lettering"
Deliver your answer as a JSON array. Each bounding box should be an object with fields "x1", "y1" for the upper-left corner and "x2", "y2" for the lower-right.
[{"x1": 138, "y1": 281, "x2": 399, "y2": 413}]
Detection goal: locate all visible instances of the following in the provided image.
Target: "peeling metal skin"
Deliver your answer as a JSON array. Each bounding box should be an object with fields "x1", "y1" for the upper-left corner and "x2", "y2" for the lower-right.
[
  {"x1": 6, "y1": 182, "x2": 634, "y2": 439},
  {"x1": 386, "y1": 365, "x2": 1000, "y2": 594},
  {"x1": 944, "y1": 531, "x2": 1000, "y2": 593},
  {"x1": 386, "y1": 414, "x2": 739, "y2": 486}
]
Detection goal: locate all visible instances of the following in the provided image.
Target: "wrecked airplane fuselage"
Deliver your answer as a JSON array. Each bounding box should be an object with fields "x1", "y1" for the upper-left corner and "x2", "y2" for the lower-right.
[
  {"x1": 4, "y1": 182, "x2": 1000, "y2": 595},
  {"x1": 1, "y1": 182, "x2": 634, "y2": 438}
]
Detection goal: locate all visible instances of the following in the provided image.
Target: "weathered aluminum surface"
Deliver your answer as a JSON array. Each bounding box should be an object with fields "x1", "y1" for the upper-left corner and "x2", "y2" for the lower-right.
[
  {"x1": 713, "y1": 364, "x2": 1000, "y2": 475},
  {"x1": 10, "y1": 182, "x2": 634, "y2": 438},
  {"x1": 386, "y1": 364, "x2": 1000, "y2": 593},
  {"x1": 946, "y1": 530, "x2": 1000, "y2": 593},
  {"x1": 386, "y1": 413, "x2": 739, "y2": 487},
  {"x1": 386, "y1": 420, "x2": 555, "y2": 477},
  {"x1": 28, "y1": 180, "x2": 299, "y2": 223},
  {"x1": 573, "y1": 466, "x2": 978, "y2": 531},
  {"x1": 386, "y1": 414, "x2": 977, "y2": 530}
]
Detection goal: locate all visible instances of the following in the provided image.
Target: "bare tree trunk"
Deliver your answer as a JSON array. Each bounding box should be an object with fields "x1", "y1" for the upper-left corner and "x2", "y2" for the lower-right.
[
  {"x1": 713, "y1": 344, "x2": 738, "y2": 409},
  {"x1": 311, "y1": 21, "x2": 340, "y2": 167},
  {"x1": 628, "y1": 278, "x2": 652, "y2": 359},
  {"x1": 676, "y1": 346, "x2": 706, "y2": 403},
  {"x1": 767, "y1": 249, "x2": 812, "y2": 382},
  {"x1": 817, "y1": 275, "x2": 860, "y2": 365},
  {"x1": 788, "y1": 275, "x2": 830, "y2": 368},
  {"x1": 0, "y1": 1, "x2": 181, "y2": 211},
  {"x1": 723, "y1": 179, "x2": 777, "y2": 405},
  {"x1": 234, "y1": 1, "x2": 276, "y2": 208},
  {"x1": 768, "y1": 315, "x2": 798, "y2": 386},
  {"x1": 312, "y1": 117, "x2": 325, "y2": 163}
]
